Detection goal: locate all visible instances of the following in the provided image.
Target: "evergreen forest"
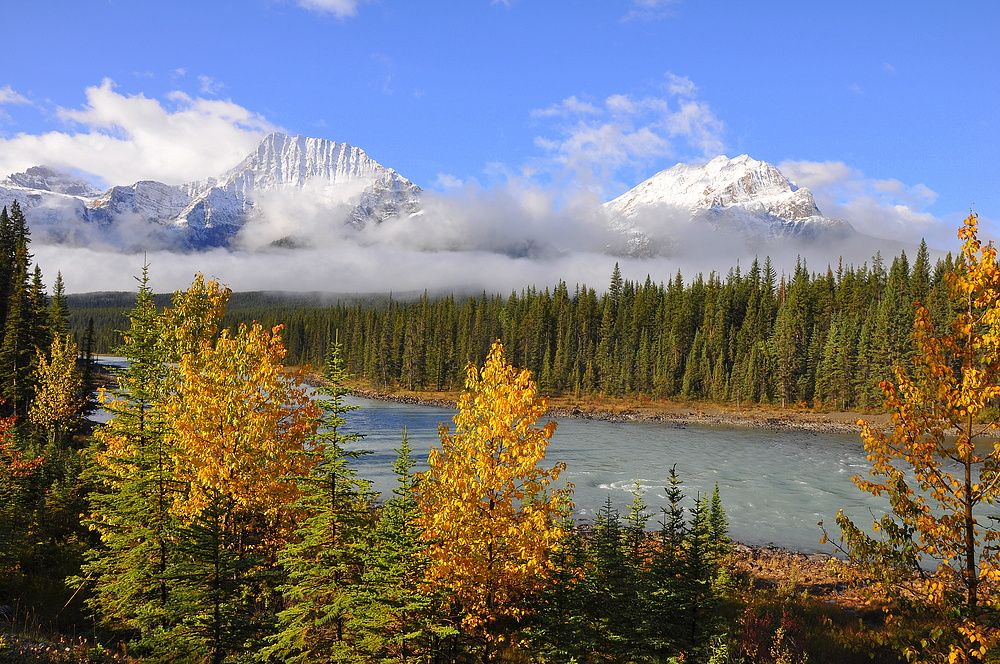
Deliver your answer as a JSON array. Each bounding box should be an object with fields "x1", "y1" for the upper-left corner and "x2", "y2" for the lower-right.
[{"x1": 71, "y1": 238, "x2": 950, "y2": 413}]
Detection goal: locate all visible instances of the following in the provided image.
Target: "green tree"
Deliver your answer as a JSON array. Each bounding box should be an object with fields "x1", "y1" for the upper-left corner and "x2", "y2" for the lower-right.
[
  {"x1": 263, "y1": 340, "x2": 373, "y2": 664},
  {"x1": 79, "y1": 267, "x2": 185, "y2": 658}
]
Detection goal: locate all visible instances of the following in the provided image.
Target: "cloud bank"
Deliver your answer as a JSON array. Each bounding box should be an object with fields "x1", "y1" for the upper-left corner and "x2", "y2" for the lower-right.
[
  {"x1": 2, "y1": 81, "x2": 960, "y2": 298},
  {"x1": 0, "y1": 80, "x2": 276, "y2": 187}
]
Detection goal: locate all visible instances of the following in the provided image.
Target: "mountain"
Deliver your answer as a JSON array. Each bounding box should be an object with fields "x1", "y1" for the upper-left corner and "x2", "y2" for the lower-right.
[
  {"x1": 0, "y1": 133, "x2": 421, "y2": 250},
  {"x1": 604, "y1": 154, "x2": 855, "y2": 256}
]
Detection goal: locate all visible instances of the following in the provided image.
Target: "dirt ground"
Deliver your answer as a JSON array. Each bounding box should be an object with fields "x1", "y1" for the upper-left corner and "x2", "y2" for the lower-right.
[{"x1": 347, "y1": 382, "x2": 892, "y2": 435}]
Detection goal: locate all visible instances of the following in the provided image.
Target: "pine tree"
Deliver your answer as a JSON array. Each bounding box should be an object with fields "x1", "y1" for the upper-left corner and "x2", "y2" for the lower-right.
[
  {"x1": 348, "y1": 431, "x2": 442, "y2": 663},
  {"x1": 0, "y1": 212, "x2": 34, "y2": 420},
  {"x1": 263, "y1": 340, "x2": 372, "y2": 663},
  {"x1": 80, "y1": 266, "x2": 184, "y2": 657},
  {"x1": 49, "y1": 271, "x2": 70, "y2": 340}
]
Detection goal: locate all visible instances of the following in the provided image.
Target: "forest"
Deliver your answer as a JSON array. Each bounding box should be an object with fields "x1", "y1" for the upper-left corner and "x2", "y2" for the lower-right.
[
  {"x1": 4, "y1": 201, "x2": 1000, "y2": 663},
  {"x1": 71, "y1": 237, "x2": 950, "y2": 412}
]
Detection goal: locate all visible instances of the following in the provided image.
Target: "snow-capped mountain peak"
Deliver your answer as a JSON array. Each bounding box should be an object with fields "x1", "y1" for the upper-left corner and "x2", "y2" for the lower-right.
[
  {"x1": 604, "y1": 155, "x2": 852, "y2": 255},
  {"x1": 2, "y1": 165, "x2": 104, "y2": 198},
  {"x1": 607, "y1": 154, "x2": 818, "y2": 218},
  {"x1": 1, "y1": 133, "x2": 422, "y2": 251}
]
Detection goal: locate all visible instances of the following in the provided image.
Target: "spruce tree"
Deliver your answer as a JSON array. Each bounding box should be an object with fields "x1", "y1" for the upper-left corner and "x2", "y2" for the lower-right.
[
  {"x1": 49, "y1": 271, "x2": 70, "y2": 340},
  {"x1": 0, "y1": 227, "x2": 33, "y2": 420},
  {"x1": 263, "y1": 340, "x2": 373, "y2": 663},
  {"x1": 78, "y1": 266, "x2": 183, "y2": 658},
  {"x1": 347, "y1": 431, "x2": 442, "y2": 663}
]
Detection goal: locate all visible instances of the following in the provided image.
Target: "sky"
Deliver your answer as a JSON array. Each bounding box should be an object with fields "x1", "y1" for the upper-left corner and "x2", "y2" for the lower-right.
[{"x1": 2, "y1": 1, "x2": 999, "y2": 293}]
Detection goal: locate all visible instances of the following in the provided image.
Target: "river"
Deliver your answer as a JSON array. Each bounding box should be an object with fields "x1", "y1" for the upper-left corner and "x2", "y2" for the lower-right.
[
  {"x1": 93, "y1": 357, "x2": 882, "y2": 554},
  {"x1": 341, "y1": 394, "x2": 883, "y2": 554}
]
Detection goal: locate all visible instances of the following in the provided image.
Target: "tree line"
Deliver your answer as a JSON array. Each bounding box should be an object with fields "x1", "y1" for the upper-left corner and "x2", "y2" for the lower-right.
[
  {"x1": 168, "y1": 240, "x2": 947, "y2": 412},
  {"x1": 69, "y1": 243, "x2": 950, "y2": 413}
]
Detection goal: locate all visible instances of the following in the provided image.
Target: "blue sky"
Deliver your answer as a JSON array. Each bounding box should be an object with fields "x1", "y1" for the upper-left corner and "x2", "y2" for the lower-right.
[{"x1": 2, "y1": 1, "x2": 999, "y2": 291}]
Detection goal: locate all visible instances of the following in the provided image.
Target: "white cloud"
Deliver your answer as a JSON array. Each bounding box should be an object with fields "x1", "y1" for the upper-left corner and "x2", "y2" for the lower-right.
[
  {"x1": 434, "y1": 173, "x2": 465, "y2": 189},
  {"x1": 531, "y1": 95, "x2": 602, "y2": 118},
  {"x1": 664, "y1": 72, "x2": 696, "y2": 97},
  {"x1": 0, "y1": 86, "x2": 30, "y2": 105},
  {"x1": 0, "y1": 79, "x2": 278, "y2": 185},
  {"x1": 779, "y1": 159, "x2": 954, "y2": 247},
  {"x1": 530, "y1": 73, "x2": 724, "y2": 198},
  {"x1": 198, "y1": 75, "x2": 224, "y2": 95},
  {"x1": 624, "y1": 0, "x2": 682, "y2": 21},
  {"x1": 295, "y1": 0, "x2": 362, "y2": 18}
]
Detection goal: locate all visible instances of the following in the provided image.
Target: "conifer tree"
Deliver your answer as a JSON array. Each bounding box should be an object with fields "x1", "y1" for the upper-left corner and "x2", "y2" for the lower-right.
[
  {"x1": 263, "y1": 341, "x2": 370, "y2": 662},
  {"x1": 645, "y1": 467, "x2": 689, "y2": 658},
  {"x1": 0, "y1": 413, "x2": 44, "y2": 601},
  {"x1": 348, "y1": 431, "x2": 442, "y2": 663},
  {"x1": 0, "y1": 216, "x2": 34, "y2": 420},
  {"x1": 263, "y1": 340, "x2": 372, "y2": 663},
  {"x1": 80, "y1": 267, "x2": 184, "y2": 657},
  {"x1": 49, "y1": 271, "x2": 70, "y2": 340}
]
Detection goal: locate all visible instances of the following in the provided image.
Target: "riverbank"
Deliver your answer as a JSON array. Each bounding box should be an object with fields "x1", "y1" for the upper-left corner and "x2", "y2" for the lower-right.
[{"x1": 348, "y1": 383, "x2": 888, "y2": 435}]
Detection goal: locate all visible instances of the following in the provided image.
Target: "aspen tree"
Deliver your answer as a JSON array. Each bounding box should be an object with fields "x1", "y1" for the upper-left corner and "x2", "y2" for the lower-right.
[
  {"x1": 416, "y1": 341, "x2": 571, "y2": 661},
  {"x1": 29, "y1": 333, "x2": 83, "y2": 445},
  {"x1": 835, "y1": 214, "x2": 1000, "y2": 663}
]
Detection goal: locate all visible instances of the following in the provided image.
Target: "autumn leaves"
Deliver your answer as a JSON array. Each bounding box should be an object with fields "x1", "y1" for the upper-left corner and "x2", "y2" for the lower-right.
[
  {"x1": 417, "y1": 340, "x2": 571, "y2": 648},
  {"x1": 85, "y1": 275, "x2": 575, "y2": 662}
]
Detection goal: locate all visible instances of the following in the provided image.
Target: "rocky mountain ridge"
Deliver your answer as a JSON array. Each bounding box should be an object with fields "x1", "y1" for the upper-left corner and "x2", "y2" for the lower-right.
[
  {"x1": 1, "y1": 141, "x2": 862, "y2": 257},
  {"x1": 0, "y1": 133, "x2": 421, "y2": 250},
  {"x1": 604, "y1": 154, "x2": 855, "y2": 255}
]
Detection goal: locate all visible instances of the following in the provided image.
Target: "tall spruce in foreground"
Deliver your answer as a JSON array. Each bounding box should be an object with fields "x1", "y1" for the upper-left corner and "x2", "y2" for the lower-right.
[
  {"x1": 348, "y1": 431, "x2": 442, "y2": 663},
  {"x1": 263, "y1": 340, "x2": 373, "y2": 663},
  {"x1": 78, "y1": 267, "x2": 183, "y2": 657},
  {"x1": 0, "y1": 202, "x2": 36, "y2": 420}
]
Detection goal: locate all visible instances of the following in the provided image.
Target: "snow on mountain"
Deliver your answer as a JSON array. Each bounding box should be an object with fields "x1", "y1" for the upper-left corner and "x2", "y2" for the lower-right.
[
  {"x1": 604, "y1": 154, "x2": 855, "y2": 255},
  {"x1": 3, "y1": 165, "x2": 104, "y2": 198},
  {"x1": 0, "y1": 133, "x2": 422, "y2": 251}
]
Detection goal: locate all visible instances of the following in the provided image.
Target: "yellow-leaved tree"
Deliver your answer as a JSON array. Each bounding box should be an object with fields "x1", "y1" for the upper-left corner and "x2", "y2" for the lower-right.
[
  {"x1": 29, "y1": 333, "x2": 84, "y2": 445},
  {"x1": 835, "y1": 214, "x2": 1000, "y2": 663},
  {"x1": 166, "y1": 321, "x2": 321, "y2": 519},
  {"x1": 415, "y1": 340, "x2": 572, "y2": 662}
]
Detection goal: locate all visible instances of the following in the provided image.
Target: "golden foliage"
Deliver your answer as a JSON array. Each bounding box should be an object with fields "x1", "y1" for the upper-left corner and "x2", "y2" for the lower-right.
[
  {"x1": 416, "y1": 340, "x2": 572, "y2": 643},
  {"x1": 847, "y1": 214, "x2": 1000, "y2": 663},
  {"x1": 165, "y1": 322, "x2": 321, "y2": 518},
  {"x1": 29, "y1": 334, "x2": 84, "y2": 442}
]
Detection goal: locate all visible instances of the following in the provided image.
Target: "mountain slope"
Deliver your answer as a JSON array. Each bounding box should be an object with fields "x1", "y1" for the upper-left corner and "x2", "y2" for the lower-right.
[
  {"x1": 604, "y1": 154, "x2": 855, "y2": 255},
  {"x1": 0, "y1": 133, "x2": 422, "y2": 250}
]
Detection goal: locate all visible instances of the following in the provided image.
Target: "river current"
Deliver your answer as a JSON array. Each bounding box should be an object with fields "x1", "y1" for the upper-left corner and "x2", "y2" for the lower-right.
[
  {"x1": 93, "y1": 357, "x2": 882, "y2": 553},
  {"x1": 341, "y1": 395, "x2": 884, "y2": 554}
]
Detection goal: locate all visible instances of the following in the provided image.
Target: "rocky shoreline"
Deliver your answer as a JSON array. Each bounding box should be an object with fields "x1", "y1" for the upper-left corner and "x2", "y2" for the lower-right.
[{"x1": 349, "y1": 387, "x2": 872, "y2": 435}]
